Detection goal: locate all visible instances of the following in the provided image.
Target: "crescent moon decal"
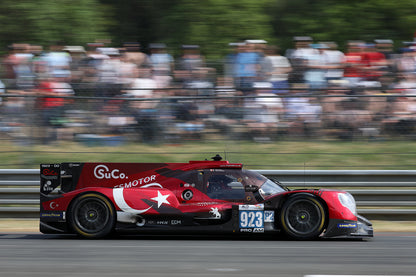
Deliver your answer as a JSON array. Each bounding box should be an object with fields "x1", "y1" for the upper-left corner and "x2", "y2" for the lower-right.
[{"x1": 113, "y1": 188, "x2": 152, "y2": 214}]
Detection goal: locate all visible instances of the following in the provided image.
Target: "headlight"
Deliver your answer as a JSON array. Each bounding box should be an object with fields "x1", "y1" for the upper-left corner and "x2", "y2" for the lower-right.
[{"x1": 338, "y1": 192, "x2": 357, "y2": 215}]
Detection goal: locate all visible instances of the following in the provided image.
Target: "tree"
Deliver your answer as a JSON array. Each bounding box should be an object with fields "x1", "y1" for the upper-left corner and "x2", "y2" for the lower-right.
[
  {"x1": 0, "y1": 0, "x2": 110, "y2": 53},
  {"x1": 102, "y1": 0, "x2": 275, "y2": 59},
  {"x1": 161, "y1": 0, "x2": 275, "y2": 58},
  {"x1": 2, "y1": 0, "x2": 416, "y2": 58},
  {"x1": 270, "y1": 0, "x2": 416, "y2": 51}
]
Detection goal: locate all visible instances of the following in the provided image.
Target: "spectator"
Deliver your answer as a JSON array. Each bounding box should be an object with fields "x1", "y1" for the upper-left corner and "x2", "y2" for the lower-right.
[
  {"x1": 303, "y1": 43, "x2": 329, "y2": 92},
  {"x1": 3, "y1": 44, "x2": 36, "y2": 90},
  {"x1": 2, "y1": 45, "x2": 18, "y2": 85},
  {"x1": 261, "y1": 45, "x2": 292, "y2": 94},
  {"x1": 375, "y1": 39, "x2": 396, "y2": 74},
  {"x1": 36, "y1": 76, "x2": 74, "y2": 143},
  {"x1": 117, "y1": 48, "x2": 138, "y2": 89},
  {"x1": 381, "y1": 92, "x2": 416, "y2": 136},
  {"x1": 396, "y1": 47, "x2": 416, "y2": 75},
  {"x1": 394, "y1": 72, "x2": 416, "y2": 95},
  {"x1": 284, "y1": 84, "x2": 322, "y2": 137},
  {"x1": 175, "y1": 45, "x2": 205, "y2": 86},
  {"x1": 211, "y1": 77, "x2": 243, "y2": 137},
  {"x1": 6, "y1": 38, "x2": 416, "y2": 143},
  {"x1": 123, "y1": 42, "x2": 150, "y2": 68},
  {"x1": 246, "y1": 39, "x2": 267, "y2": 58},
  {"x1": 0, "y1": 80, "x2": 4, "y2": 104},
  {"x1": 233, "y1": 42, "x2": 262, "y2": 94},
  {"x1": 42, "y1": 43, "x2": 72, "y2": 80},
  {"x1": 96, "y1": 47, "x2": 123, "y2": 97},
  {"x1": 243, "y1": 82, "x2": 284, "y2": 141},
  {"x1": 224, "y1": 42, "x2": 242, "y2": 80},
  {"x1": 343, "y1": 41, "x2": 367, "y2": 87},
  {"x1": 149, "y1": 43, "x2": 174, "y2": 88},
  {"x1": 322, "y1": 42, "x2": 345, "y2": 84},
  {"x1": 62, "y1": 46, "x2": 87, "y2": 85},
  {"x1": 126, "y1": 66, "x2": 160, "y2": 143},
  {"x1": 362, "y1": 43, "x2": 387, "y2": 81},
  {"x1": 184, "y1": 68, "x2": 214, "y2": 97},
  {"x1": 286, "y1": 36, "x2": 315, "y2": 84},
  {"x1": 32, "y1": 45, "x2": 49, "y2": 83}
]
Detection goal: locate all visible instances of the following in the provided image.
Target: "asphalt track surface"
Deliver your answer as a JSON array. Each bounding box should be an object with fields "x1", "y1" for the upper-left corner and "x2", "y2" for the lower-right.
[{"x1": 0, "y1": 232, "x2": 415, "y2": 277}]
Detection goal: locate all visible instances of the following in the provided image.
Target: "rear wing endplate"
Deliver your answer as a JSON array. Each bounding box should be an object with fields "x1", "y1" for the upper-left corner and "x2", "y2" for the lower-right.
[{"x1": 40, "y1": 164, "x2": 61, "y2": 195}]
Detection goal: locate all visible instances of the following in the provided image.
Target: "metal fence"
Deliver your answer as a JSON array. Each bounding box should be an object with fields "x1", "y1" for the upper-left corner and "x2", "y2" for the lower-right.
[
  {"x1": 1, "y1": 90, "x2": 416, "y2": 147},
  {"x1": 1, "y1": 169, "x2": 415, "y2": 220}
]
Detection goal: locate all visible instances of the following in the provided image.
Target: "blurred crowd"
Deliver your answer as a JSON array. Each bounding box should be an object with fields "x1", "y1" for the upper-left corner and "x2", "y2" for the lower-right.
[{"x1": 1, "y1": 37, "x2": 416, "y2": 145}]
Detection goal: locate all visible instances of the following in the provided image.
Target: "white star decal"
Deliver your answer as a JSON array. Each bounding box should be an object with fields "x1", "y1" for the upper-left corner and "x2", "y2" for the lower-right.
[{"x1": 151, "y1": 191, "x2": 170, "y2": 208}]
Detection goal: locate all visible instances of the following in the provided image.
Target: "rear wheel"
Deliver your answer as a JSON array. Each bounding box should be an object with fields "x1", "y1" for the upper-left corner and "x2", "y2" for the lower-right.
[
  {"x1": 69, "y1": 193, "x2": 115, "y2": 238},
  {"x1": 280, "y1": 195, "x2": 326, "y2": 240}
]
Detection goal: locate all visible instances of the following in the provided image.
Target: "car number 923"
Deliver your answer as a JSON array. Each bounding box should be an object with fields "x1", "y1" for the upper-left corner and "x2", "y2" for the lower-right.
[{"x1": 239, "y1": 211, "x2": 264, "y2": 228}]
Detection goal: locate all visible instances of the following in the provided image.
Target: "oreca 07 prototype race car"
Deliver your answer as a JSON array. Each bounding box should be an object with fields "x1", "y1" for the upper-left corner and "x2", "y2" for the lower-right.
[{"x1": 40, "y1": 156, "x2": 373, "y2": 239}]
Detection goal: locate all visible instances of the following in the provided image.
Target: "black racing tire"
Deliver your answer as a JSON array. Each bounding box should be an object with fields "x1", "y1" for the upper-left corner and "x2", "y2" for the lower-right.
[
  {"x1": 69, "y1": 193, "x2": 116, "y2": 239},
  {"x1": 279, "y1": 194, "x2": 326, "y2": 240}
]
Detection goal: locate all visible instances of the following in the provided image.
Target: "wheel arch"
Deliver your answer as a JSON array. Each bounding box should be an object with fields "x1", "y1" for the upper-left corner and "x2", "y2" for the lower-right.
[
  {"x1": 66, "y1": 191, "x2": 117, "y2": 238},
  {"x1": 278, "y1": 192, "x2": 329, "y2": 219},
  {"x1": 277, "y1": 192, "x2": 329, "y2": 239}
]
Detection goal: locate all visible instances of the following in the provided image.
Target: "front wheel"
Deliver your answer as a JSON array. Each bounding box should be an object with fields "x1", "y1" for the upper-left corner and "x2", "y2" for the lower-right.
[
  {"x1": 279, "y1": 195, "x2": 326, "y2": 240},
  {"x1": 69, "y1": 193, "x2": 115, "y2": 239}
]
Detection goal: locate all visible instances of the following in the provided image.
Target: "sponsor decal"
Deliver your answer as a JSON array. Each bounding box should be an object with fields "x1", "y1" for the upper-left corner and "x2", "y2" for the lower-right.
[
  {"x1": 220, "y1": 164, "x2": 241, "y2": 168},
  {"x1": 210, "y1": 207, "x2": 221, "y2": 219},
  {"x1": 240, "y1": 228, "x2": 253, "y2": 233},
  {"x1": 42, "y1": 181, "x2": 54, "y2": 192},
  {"x1": 114, "y1": 176, "x2": 158, "y2": 188},
  {"x1": 240, "y1": 228, "x2": 264, "y2": 233},
  {"x1": 264, "y1": 210, "x2": 275, "y2": 223},
  {"x1": 42, "y1": 168, "x2": 59, "y2": 176},
  {"x1": 40, "y1": 212, "x2": 64, "y2": 219},
  {"x1": 239, "y1": 204, "x2": 265, "y2": 232},
  {"x1": 337, "y1": 222, "x2": 357, "y2": 228},
  {"x1": 253, "y1": 228, "x2": 265, "y2": 233},
  {"x1": 194, "y1": 202, "x2": 224, "y2": 206},
  {"x1": 41, "y1": 164, "x2": 60, "y2": 195},
  {"x1": 238, "y1": 204, "x2": 264, "y2": 211},
  {"x1": 239, "y1": 210, "x2": 264, "y2": 228},
  {"x1": 94, "y1": 165, "x2": 128, "y2": 180},
  {"x1": 147, "y1": 220, "x2": 182, "y2": 226}
]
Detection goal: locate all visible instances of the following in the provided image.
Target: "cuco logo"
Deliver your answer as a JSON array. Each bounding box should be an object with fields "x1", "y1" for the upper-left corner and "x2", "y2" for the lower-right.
[{"x1": 94, "y1": 165, "x2": 127, "y2": 180}]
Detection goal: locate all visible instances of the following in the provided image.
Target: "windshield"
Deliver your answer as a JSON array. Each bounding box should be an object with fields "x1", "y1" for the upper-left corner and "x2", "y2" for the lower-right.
[{"x1": 259, "y1": 179, "x2": 286, "y2": 199}]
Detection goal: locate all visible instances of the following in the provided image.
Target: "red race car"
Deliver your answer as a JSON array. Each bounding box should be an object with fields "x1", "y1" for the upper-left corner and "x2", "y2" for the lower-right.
[{"x1": 40, "y1": 156, "x2": 373, "y2": 239}]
